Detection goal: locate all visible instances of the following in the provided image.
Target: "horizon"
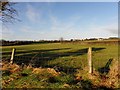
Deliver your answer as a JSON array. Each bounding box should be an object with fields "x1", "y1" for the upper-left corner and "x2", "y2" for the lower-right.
[
  {"x1": 1, "y1": 36, "x2": 119, "y2": 41},
  {"x1": 2, "y1": 2, "x2": 118, "y2": 41}
]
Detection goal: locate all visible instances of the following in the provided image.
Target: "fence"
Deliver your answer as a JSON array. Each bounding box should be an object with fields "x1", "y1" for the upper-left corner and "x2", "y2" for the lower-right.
[{"x1": 6, "y1": 47, "x2": 117, "y2": 74}]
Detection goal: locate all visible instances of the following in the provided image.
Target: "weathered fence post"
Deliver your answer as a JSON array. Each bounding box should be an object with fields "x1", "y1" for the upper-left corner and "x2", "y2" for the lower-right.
[
  {"x1": 10, "y1": 48, "x2": 16, "y2": 64},
  {"x1": 88, "y1": 47, "x2": 93, "y2": 74}
]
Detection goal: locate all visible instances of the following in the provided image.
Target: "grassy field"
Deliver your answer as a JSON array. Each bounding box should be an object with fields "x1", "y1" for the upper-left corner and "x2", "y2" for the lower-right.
[
  {"x1": 1, "y1": 42, "x2": 118, "y2": 70},
  {"x1": 1, "y1": 42, "x2": 119, "y2": 88}
]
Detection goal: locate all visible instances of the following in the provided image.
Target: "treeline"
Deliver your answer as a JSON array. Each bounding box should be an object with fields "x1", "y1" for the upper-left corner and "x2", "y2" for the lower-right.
[
  {"x1": 1, "y1": 40, "x2": 34, "y2": 46},
  {"x1": 1, "y1": 39, "x2": 83, "y2": 46},
  {"x1": 0, "y1": 40, "x2": 70, "y2": 46},
  {"x1": 1, "y1": 37, "x2": 120, "y2": 46},
  {"x1": 86, "y1": 40, "x2": 120, "y2": 45}
]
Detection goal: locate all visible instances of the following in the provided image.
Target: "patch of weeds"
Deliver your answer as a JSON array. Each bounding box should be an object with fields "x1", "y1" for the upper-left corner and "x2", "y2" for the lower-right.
[
  {"x1": 7, "y1": 75, "x2": 35, "y2": 88},
  {"x1": 2, "y1": 73, "x2": 21, "y2": 88},
  {"x1": 80, "y1": 79, "x2": 93, "y2": 90},
  {"x1": 21, "y1": 68, "x2": 32, "y2": 76},
  {"x1": 57, "y1": 73, "x2": 75, "y2": 84},
  {"x1": 48, "y1": 76, "x2": 59, "y2": 83},
  {"x1": 34, "y1": 70, "x2": 54, "y2": 82},
  {"x1": 45, "y1": 82, "x2": 64, "y2": 88},
  {"x1": 2, "y1": 70, "x2": 11, "y2": 76}
]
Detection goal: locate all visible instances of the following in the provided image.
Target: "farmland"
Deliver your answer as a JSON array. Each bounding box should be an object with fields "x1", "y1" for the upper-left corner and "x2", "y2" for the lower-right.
[
  {"x1": 2, "y1": 41, "x2": 119, "y2": 69},
  {"x1": 1, "y1": 40, "x2": 119, "y2": 88}
]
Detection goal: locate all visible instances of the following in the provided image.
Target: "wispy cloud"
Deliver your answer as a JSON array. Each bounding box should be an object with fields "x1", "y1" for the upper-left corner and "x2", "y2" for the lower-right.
[
  {"x1": 103, "y1": 16, "x2": 118, "y2": 35},
  {"x1": 49, "y1": 14, "x2": 81, "y2": 31},
  {"x1": 105, "y1": 23, "x2": 118, "y2": 35},
  {"x1": 2, "y1": 27, "x2": 15, "y2": 40},
  {"x1": 48, "y1": 14, "x2": 118, "y2": 39},
  {"x1": 3, "y1": 2, "x2": 118, "y2": 40},
  {"x1": 13, "y1": 26, "x2": 45, "y2": 40},
  {"x1": 20, "y1": 26, "x2": 33, "y2": 33},
  {"x1": 26, "y1": 4, "x2": 41, "y2": 22}
]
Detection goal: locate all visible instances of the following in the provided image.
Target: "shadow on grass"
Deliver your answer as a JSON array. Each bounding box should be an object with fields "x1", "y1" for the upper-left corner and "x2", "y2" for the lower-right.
[
  {"x1": 79, "y1": 80, "x2": 93, "y2": 89},
  {"x1": 2, "y1": 48, "x2": 71, "y2": 57},
  {"x1": 98, "y1": 58, "x2": 113, "y2": 74},
  {"x1": 95, "y1": 86, "x2": 114, "y2": 90},
  {"x1": 73, "y1": 79, "x2": 114, "y2": 89},
  {"x1": 46, "y1": 65, "x2": 81, "y2": 74},
  {"x1": 92, "y1": 47, "x2": 106, "y2": 51},
  {"x1": 9, "y1": 47, "x2": 106, "y2": 70}
]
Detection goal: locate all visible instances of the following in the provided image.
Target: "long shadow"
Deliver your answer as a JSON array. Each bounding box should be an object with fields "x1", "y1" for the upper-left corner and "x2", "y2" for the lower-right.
[
  {"x1": 92, "y1": 47, "x2": 106, "y2": 51},
  {"x1": 13, "y1": 48, "x2": 89, "y2": 67},
  {"x1": 2, "y1": 48, "x2": 71, "y2": 56},
  {"x1": 98, "y1": 58, "x2": 113, "y2": 74},
  {"x1": 13, "y1": 48, "x2": 72, "y2": 66},
  {"x1": 12, "y1": 47, "x2": 106, "y2": 70}
]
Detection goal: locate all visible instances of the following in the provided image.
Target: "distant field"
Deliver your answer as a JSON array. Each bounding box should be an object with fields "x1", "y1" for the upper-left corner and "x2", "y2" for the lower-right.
[{"x1": 1, "y1": 41, "x2": 119, "y2": 70}]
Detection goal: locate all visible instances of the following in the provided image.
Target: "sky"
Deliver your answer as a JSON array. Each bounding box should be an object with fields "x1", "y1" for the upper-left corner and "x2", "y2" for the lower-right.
[{"x1": 2, "y1": 2, "x2": 118, "y2": 41}]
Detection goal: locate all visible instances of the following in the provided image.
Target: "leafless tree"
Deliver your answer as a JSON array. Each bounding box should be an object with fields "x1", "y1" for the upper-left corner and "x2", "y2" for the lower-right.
[
  {"x1": 60, "y1": 37, "x2": 64, "y2": 42},
  {"x1": 0, "y1": 0, "x2": 19, "y2": 23}
]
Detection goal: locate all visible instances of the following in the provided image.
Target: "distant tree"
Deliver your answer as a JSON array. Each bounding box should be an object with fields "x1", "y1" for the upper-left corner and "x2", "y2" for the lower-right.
[
  {"x1": 0, "y1": 0, "x2": 19, "y2": 23},
  {"x1": 60, "y1": 37, "x2": 64, "y2": 42},
  {"x1": 70, "y1": 39, "x2": 73, "y2": 42},
  {"x1": 109, "y1": 37, "x2": 118, "y2": 39}
]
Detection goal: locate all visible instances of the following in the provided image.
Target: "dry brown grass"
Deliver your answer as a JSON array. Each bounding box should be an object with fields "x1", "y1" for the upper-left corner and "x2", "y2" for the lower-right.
[
  {"x1": 107, "y1": 59, "x2": 119, "y2": 88},
  {"x1": 2, "y1": 58, "x2": 119, "y2": 88},
  {"x1": 75, "y1": 59, "x2": 119, "y2": 88},
  {"x1": 1, "y1": 61, "x2": 21, "y2": 74},
  {"x1": 32, "y1": 68, "x2": 60, "y2": 76}
]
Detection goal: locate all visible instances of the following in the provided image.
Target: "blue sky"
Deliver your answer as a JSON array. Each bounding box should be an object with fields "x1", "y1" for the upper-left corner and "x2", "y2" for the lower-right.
[{"x1": 2, "y1": 2, "x2": 118, "y2": 40}]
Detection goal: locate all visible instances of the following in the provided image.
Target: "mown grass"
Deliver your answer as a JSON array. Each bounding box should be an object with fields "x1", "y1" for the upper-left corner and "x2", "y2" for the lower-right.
[
  {"x1": 1, "y1": 41, "x2": 119, "y2": 88},
  {"x1": 1, "y1": 42, "x2": 118, "y2": 70}
]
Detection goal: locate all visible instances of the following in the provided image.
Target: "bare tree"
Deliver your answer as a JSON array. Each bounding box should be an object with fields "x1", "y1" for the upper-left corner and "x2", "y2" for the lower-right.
[
  {"x1": 60, "y1": 37, "x2": 64, "y2": 42},
  {"x1": 0, "y1": 0, "x2": 19, "y2": 23}
]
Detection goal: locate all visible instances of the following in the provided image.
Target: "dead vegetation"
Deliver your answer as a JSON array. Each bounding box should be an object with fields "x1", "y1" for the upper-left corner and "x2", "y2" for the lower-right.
[
  {"x1": 75, "y1": 59, "x2": 120, "y2": 89},
  {"x1": 32, "y1": 68, "x2": 60, "y2": 76},
  {"x1": 1, "y1": 59, "x2": 119, "y2": 89}
]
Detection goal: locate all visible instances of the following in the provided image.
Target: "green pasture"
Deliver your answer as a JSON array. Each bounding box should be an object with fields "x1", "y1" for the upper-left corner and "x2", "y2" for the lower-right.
[{"x1": 1, "y1": 42, "x2": 118, "y2": 70}]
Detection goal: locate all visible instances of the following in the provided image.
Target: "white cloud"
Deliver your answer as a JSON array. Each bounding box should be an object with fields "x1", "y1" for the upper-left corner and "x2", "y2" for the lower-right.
[
  {"x1": 50, "y1": 14, "x2": 81, "y2": 31},
  {"x1": 47, "y1": 14, "x2": 118, "y2": 39},
  {"x1": 26, "y1": 4, "x2": 41, "y2": 22},
  {"x1": 3, "y1": 8, "x2": 118, "y2": 41},
  {"x1": 105, "y1": 23, "x2": 118, "y2": 35},
  {"x1": 50, "y1": 15, "x2": 59, "y2": 30},
  {"x1": 20, "y1": 26, "x2": 33, "y2": 33},
  {"x1": 9, "y1": 26, "x2": 45, "y2": 40},
  {"x1": 2, "y1": 27, "x2": 15, "y2": 40}
]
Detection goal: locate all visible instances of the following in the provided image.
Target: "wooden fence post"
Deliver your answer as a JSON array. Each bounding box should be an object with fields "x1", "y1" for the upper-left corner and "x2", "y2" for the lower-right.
[
  {"x1": 10, "y1": 48, "x2": 16, "y2": 64},
  {"x1": 88, "y1": 47, "x2": 93, "y2": 74}
]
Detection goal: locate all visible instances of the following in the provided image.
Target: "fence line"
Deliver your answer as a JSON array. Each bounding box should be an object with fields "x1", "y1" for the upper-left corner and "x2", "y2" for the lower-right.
[{"x1": 3, "y1": 47, "x2": 116, "y2": 74}]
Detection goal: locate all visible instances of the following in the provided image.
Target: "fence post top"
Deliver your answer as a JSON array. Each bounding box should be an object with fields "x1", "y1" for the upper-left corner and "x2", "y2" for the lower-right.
[
  {"x1": 12, "y1": 48, "x2": 16, "y2": 50},
  {"x1": 89, "y1": 47, "x2": 92, "y2": 49}
]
